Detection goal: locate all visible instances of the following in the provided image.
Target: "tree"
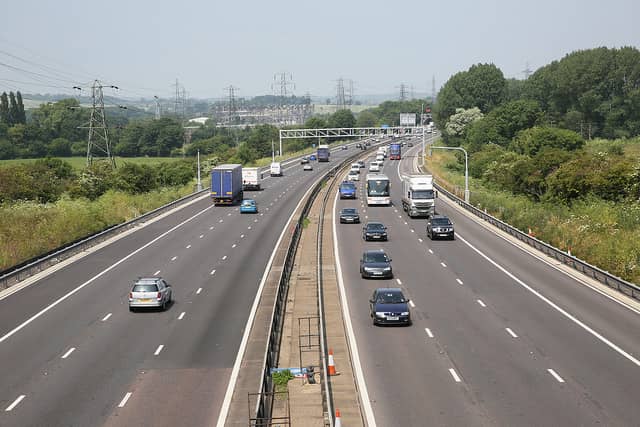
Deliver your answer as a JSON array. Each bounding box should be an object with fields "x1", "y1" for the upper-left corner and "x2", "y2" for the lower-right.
[
  {"x1": 47, "y1": 137, "x2": 72, "y2": 156},
  {"x1": 304, "y1": 117, "x2": 327, "y2": 129},
  {"x1": 511, "y1": 127, "x2": 584, "y2": 156},
  {"x1": 443, "y1": 107, "x2": 483, "y2": 145},
  {"x1": 0, "y1": 92, "x2": 10, "y2": 125},
  {"x1": 356, "y1": 110, "x2": 377, "y2": 127},
  {"x1": 9, "y1": 92, "x2": 19, "y2": 126},
  {"x1": 15, "y1": 91, "x2": 26, "y2": 124},
  {"x1": 327, "y1": 109, "x2": 356, "y2": 128}
]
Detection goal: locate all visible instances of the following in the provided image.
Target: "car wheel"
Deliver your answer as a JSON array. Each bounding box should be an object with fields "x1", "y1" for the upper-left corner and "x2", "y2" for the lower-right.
[
  {"x1": 129, "y1": 306, "x2": 135, "y2": 312},
  {"x1": 162, "y1": 299, "x2": 167, "y2": 311}
]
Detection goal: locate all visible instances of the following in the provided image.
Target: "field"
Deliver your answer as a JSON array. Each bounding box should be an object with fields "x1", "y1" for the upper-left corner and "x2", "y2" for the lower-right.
[{"x1": 0, "y1": 157, "x2": 179, "y2": 170}]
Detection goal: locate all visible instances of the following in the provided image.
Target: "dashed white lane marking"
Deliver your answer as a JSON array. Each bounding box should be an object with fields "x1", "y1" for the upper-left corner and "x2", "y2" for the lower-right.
[
  {"x1": 428, "y1": 249, "x2": 434, "y2": 254},
  {"x1": 477, "y1": 299, "x2": 487, "y2": 308},
  {"x1": 227, "y1": 213, "x2": 232, "y2": 216},
  {"x1": 118, "y1": 392, "x2": 132, "y2": 408},
  {"x1": 456, "y1": 278, "x2": 463, "y2": 285},
  {"x1": 199, "y1": 234, "x2": 204, "y2": 238},
  {"x1": 506, "y1": 328, "x2": 518, "y2": 338},
  {"x1": 186, "y1": 244, "x2": 191, "y2": 249},
  {"x1": 248, "y1": 226, "x2": 252, "y2": 230},
  {"x1": 409, "y1": 300, "x2": 415, "y2": 308},
  {"x1": 404, "y1": 221, "x2": 408, "y2": 225},
  {"x1": 254, "y1": 219, "x2": 258, "y2": 222},
  {"x1": 154, "y1": 345, "x2": 164, "y2": 356},
  {"x1": 240, "y1": 234, "x2": 245, "y2": 238},
  {"x1": 101, "y1": 313, "x2": 112, "y2": 322},
  {"x1": 154, "y1": 270, "x2": 161, "y2": 276},
  {"x1": 260, "y1": 213, "x2": 264, "y2": 216},
  {"x1": 449, "y1": 368, "x2": 462, "y2": 382},
  {"x1": 210, "y1": 269, "x2": 216, "y2": 275},
  {"x1": 196, "y1": 288, "x2": 202, "y2": 294},
  {"x1": 365, "y1": 215, "x2": 368, "y2": 219},
  {"x1": 222, "y1": 255, "x2": 227, "y2": 260},
  {"x1": 418, "y1": 238, "x2": 423, "y2": 242},
  {"x1": 394, "y1": 209, "x2": 398, "y2": 213},
  {"x1": 425, "y1": 328, "x2": 434, "y2": 338},
  {"x1": 171, "y1": 256, "x2": 177, "y2": 261},
  {"x1": 219, "y1": 219, "x2": 224, "y2": 223},
  {"x1": 5, "y1": 395, "x2": 25, "y2": 411},
  {"x1": 398, "y1": 215, "x2": 402, "y2": 218},
  {"x1": 410, "y1": 229, "x2": 415, "y2": 233},
  {"x1": 61, "y1": 347, "x2": 75, "y2": 359},
  {"x1": 440, "y1": 262, "x2": 447, "y2": 267},
  {"x1": 178, "y1": 312, "x2": 186, "y2": 320},
  {"x1": 396, "y1": 278, "x2": 402, "y2": 285},
  {"x1": 232, "y1": 244, "x2": 237, "y2": 248},
  {"x1": 548, "y1": 369, "x2": 565, "y2": 383},
  {"x1": 209, "y1": 226, "x2": 214, "y2": 230}
]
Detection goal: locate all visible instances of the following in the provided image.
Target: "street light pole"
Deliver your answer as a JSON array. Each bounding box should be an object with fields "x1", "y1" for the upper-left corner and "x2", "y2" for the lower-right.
[
  {"x1": 429, "y1": 145, "x2": 469, "y2": 203},
  {"x1": 196, "y1": 150, "x2": 202, "y2": 191}
]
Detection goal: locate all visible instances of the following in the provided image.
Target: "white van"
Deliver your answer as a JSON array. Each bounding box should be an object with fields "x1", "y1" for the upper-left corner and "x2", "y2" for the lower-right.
[
  {"x1": 369, "y1": 162, "x2": 380, "y2": 172},
  {"x1": 350, "y1": 163, "x2": 360, "y2": 174},
  {"x1": 270, "y1": 162, "x2": 282, "y2": 177}
]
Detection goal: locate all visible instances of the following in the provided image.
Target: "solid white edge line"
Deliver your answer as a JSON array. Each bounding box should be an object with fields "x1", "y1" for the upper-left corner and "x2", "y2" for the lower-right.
[
  {"x1": 61, "y1": 347, "x2": 75, "y2": 359},
  {"x1": 216, "y1": 173, "x2": 322, "y2": 427},
  {"x1": 449, "y1": 368, "x2": 462, "y2": 382},
  {"x1": 5, "y1": 395, "x2": 25, "y2": 411},
  {"x1": 101, "y1": 313, "x2": 112, "y2": 321},
  {"x1": 547, "y1": 369, "x2": 565, "y2": 383},
  {"x1": 455, "y1": 233, "x2": 640, "y2": 367},
  {"x1": 154, "y1": 344, "x2": 164, "y2": 356},
  {"x1": 425, "y1": 328, "x2": 434, "y2": 338},
  {"x1": 333, "y1": 189, "x2": 377, "y2": 427},
  {"x1": 506, "y1": 327, "x2": 518, "y2": 338},
  {"x1": 118, "y1": 392, "x2": 132, "y2": 408},
  {"x1": 178, "y1": 312, "x2": 186, "y2": 320},
  {"x1": 0, "y1": 205, "x2": 214, "y2": 345}
]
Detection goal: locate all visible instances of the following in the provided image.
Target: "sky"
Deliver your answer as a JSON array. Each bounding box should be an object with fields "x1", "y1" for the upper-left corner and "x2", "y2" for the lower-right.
[{"x1": 1, "y1": 0, "x2": 639, "y2": 101}]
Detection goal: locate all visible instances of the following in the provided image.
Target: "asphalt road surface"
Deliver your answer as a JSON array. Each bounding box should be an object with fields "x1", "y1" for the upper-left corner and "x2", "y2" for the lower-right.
[{"x1": 333, "y1": 141, "x2": 640, "y2": 426}]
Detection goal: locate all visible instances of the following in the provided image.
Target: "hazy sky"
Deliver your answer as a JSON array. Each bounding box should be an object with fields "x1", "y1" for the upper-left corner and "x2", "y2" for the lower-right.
[{"x1": 1, "y1": 0, "x2": 638, "y2": 100}]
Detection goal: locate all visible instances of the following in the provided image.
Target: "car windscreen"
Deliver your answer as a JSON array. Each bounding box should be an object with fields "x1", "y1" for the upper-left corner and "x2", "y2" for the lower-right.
[
  {"x1": 367, "y1": 223, "x2": 385, "y2": 231},
  {"x1": 365, "y1": 253, "x2": 388, "y2": 263},
  {"x1": 376, "y1": 292, "x2": 405, "y2": 304},
  {"x1": 133, "y1": 284, "x2": 158, "y2": 292},
  {"x1": 340, "y1": 184, "x2": 355, "y2": 191},
  {"x1": 342, "y1": 209, "x2": 357, "y2": 214},
  {"x1": 432, "y1": 218, "x2": 451, "y2": 226}
]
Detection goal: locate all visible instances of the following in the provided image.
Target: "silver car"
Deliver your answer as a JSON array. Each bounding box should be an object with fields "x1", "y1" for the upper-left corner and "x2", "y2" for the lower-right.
[{"x1": 128, "y1": 277, "x2": 172, "y2": 311}]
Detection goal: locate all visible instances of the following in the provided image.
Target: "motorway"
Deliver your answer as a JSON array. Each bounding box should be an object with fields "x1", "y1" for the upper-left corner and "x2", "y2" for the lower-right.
[
  {"x1": 334, "y1": 140, "x2": 640, "y2": 426},
  {"x1": 0, "y1": 144, "x2": 358, "y2": 427}
]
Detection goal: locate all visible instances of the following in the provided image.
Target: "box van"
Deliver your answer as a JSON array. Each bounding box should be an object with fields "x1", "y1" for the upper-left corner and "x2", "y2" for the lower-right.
[
  {"x1": 369, "y1": 162, "x2": 380, "y2": 172},
  {"x1": 270, "y1": 162, "x2": 282, "y2": 177},
  {"x1": 350, "y1": 163, "x2": 360, "y2": 174}
]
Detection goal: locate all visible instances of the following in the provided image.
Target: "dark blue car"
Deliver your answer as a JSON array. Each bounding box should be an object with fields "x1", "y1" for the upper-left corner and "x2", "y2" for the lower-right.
[
  {"x1": 339, "y1": 181, "x2": 357, "y2": 199},
  {"x1": 309, "y1": 154, "x2": 317, "y2": 161},
  {"x1": 369, "y1": 288, "x2": 411, "y2": 326}
]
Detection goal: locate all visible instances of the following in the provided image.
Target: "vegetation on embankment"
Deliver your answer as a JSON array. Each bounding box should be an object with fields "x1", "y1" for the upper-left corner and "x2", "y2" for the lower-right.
[{"x1": 426, "y1": 145, "x2": 640, "y2": 284}]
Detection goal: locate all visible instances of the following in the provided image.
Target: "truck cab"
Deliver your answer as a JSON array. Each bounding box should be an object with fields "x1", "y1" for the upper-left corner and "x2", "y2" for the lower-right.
[{"x1": 401, "y1": 175, "x2": 436, "y2": 217}]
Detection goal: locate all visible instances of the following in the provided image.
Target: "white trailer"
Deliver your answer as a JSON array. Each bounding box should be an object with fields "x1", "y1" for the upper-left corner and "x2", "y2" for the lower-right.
[
  {"x1": 401, "y1": 175, "x2": 436, "y2": 217},
  {"x1": 242, "y1": 167, "x2": 261, "y2": 191}
]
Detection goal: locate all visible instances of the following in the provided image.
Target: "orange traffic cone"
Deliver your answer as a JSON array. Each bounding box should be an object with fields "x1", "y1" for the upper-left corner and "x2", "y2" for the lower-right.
[
  {"x1": 335, "y1": 409, "x2": 342, "y2": 427},
  {"x1": 328, "y1": 348, "x2": 337, "y2": 376}
]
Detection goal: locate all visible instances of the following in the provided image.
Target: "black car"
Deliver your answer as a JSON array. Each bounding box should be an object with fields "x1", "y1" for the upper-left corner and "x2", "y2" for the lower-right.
[
  {"x1": 369, "y1": 288, "x2": 411, "y2": 326},
  {"x1": 339, "y1": 208, "x2": 360, "y2": 224},
  {"x1": 426, "y1": 215, "x2": 454, "y2": 240},
  {"x1": 362, "y1": 222, "x2": 388, "y2": 241},
  {"x1": 360, "y1": 250, "x2": 393, "y2": 279}
]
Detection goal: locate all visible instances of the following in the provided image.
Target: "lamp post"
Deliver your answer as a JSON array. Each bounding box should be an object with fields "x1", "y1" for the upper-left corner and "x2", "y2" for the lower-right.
[{"x1": 429, "y1": 146, "x2": 469, "y2": 203}]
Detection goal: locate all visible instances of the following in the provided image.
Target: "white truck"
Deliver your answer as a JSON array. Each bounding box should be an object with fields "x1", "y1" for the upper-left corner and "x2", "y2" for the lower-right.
[
  {"x1": 401, "y1": 174, "x2": 436, "y2": 218},
  {"x1": 270, "y1": 162, "x2": 282, "y2": 177},
  {"x1": 242, "y1": 167, "x2": 261, "y2": 191}
]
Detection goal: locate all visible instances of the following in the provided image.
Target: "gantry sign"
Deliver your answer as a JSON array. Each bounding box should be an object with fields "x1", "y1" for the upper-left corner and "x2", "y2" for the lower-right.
[{"x1": 277, "y1": 126, "x2": 427, "y2": 156}]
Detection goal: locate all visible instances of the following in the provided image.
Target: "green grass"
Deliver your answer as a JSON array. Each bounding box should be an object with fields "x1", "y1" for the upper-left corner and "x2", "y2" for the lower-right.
[{"x1": 0, "y1": 157, "x2": 179, "y2": 170}]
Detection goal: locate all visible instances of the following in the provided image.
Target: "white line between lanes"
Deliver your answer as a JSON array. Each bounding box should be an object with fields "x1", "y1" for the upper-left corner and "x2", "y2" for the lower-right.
[
  {"x1": 209, "y1": 226, "x2": 214, "y2": 230},
  {"x1": 222, "y1": 255, "x2": 227, "y2": 260},
  {"x1": 409, "y1": 300, "x2": 415, "y2": 308},
  {"x1": 440, "y1": 262, "x2": 447, "y2": 267},
  {"x1": 425, "y1": 328, "x2": 434, "y2": 338},
  {"x1": 171, "y1": 256, "x2": 177, "y2": 261},
  {"x1": 61, "y1": 347, "x2": 75, "y2": 359},
  {"x1": 396, "y1": 278, "x2": 402, "y2": 285},
  {"x1": 506, "y1": 327, "x2": 518, "y2": 338},
  {"x1": 200, "y1": 234, "x2": 204, "y2": 238},
  {"x1": 101, "y1": 313, "x2": 112, "y2": 321},
  {"x1": 477, "y1": 299, "x2": 487, "y2": 308},
  {"x1": 241, "y1": 234, "x2": 245, "y2": 238},
  {"x1": 428, "y1": 249, "x2": 434, "y2": 254},
  {"x1": 5, "y1": 395, "x2": 25, "y2": 411},
  {"x1": 547, "y1": 369, "x2": 565, "y2": 383},
  {"x1": 0, "y1": 204, "x2": 215, "y2": 345},
  {"x1": 248, "y1": 226, "x2": 252, "y2": 230},
  {"x1": 455, "y1": 233, "x2": 640, "y2": 367},
  {"x1": 210, "y1": 269, "x2": 216, "y2": 275},
  {"x1": 178, "y1": 312, "x2": 186, "y2": 320},
  {"x1": 232, "y1": 244, "x2": 237, "y2": 248},
  {"x1": 456, "y1": 278, "x2": 463, "y2": 285},
  {"x1": 153, "y1": 270, "x2": 161, "y2": 276},
  {"x1": 449, "y1": 368, "x2": 462, "y2": 382},
  {"x1": 118, "y1": 392, "x2": 132, "y2": 408},
  {"x1": 186, "y1": 244, "x2": 191, "y2": 249},
  {"x1": 154, "y1": 344, "x2": 164, "y2": 356},
  {"x1": 196, "y1": 288, "x2": 202, "y2": 294},
  {"x1": 418, "y1": 238, "x2": 423, "y2": 242}
]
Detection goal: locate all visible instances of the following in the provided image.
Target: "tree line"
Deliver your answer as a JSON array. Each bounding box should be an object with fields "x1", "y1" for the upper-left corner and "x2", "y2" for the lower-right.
[{"x1": 434, "y1": 47, "x2": 640, "y2": 204}]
